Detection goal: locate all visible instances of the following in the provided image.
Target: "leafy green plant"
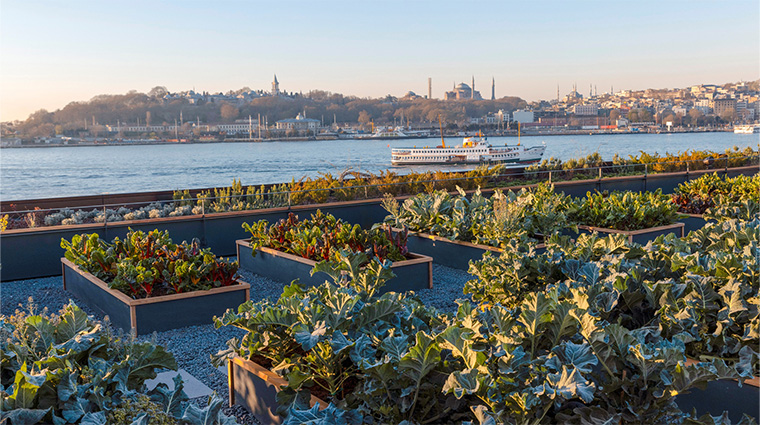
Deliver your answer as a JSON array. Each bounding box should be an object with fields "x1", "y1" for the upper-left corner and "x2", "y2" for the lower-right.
[
  {"x1": 61, "y1": 229, "x2": 239, "y2": 299},
  {"x1": 242, "y1": 210, "x2": 408, "y2": 263},
  {"x1": 213, "y1": 252, "x2": 454, "y2": 424},
  {"x1": 0, "y1": 301, "x2": 237, "y2": 425},
  {"x1": 568, "y1": 189, "x2": 682, "y2": 230},
  {"x1": 673, "y1": 173, "x2": 760, "y2": 215},
  {"x1": 383, "y1": 183, "x2": 572, "y2": 248},
  {"x1": 214, "y1": 250, "x2": 752, "y2": 424},
  {"x1": 466, "y1": 219, "x2": 760, "y2": 377}
]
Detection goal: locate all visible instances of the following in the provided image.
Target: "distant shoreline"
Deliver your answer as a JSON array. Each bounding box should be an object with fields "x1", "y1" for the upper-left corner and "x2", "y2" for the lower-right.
[{"x1": 0, "y1": 128, "x2": 734, "y2": 149}]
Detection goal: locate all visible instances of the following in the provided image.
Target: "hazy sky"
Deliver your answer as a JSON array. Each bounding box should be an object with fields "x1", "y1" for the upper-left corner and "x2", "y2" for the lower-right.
[{"x1": 1, "y1": 0, "x2": 758, "y2": 121}]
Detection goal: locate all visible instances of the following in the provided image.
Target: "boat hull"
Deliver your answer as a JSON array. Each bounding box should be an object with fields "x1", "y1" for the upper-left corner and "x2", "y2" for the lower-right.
[{"x1": 391, "y1": 157, "x2": 540, "y2": 166}]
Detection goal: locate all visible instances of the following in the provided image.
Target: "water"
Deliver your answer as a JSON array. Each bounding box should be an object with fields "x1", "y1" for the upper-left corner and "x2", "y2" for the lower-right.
[{"x1": 1, "y1": 132, "x2": 757, "y2": 201}]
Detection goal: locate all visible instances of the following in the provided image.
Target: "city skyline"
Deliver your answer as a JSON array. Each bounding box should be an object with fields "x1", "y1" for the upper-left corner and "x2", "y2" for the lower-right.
[{"x1": 1, "y1": 0, "x2": 758, "y2": 122}]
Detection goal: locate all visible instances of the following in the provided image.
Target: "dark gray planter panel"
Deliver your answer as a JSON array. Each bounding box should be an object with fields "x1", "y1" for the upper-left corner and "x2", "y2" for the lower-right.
[
  {"x1": 238, "y1": 243, "x2": 320, "y2": 287},
  {"x1": 406, "y1": 234, "x2": 490, "y2": 271},
  {"x1": 676, "y1": 380, "x2": 759, "y2": 423},
  {"x1": 644, "y1": 174, "x2": 685, "y2": 194},
  {"x1": 726, "y1": 167, "x2": 758, "y2": 178},
  {"x1": 231, "y1": 361, "x2": 283, "y2": 425},
  {"x1": 383, "y1": 261, "x2": 430, "y2": 293},
  {"x1": 306, "y1": 202, "x2": 388, "y2": 230},
  {"x1": 63, "y1": 264, "x2": 132, "y2": 331},
  {"x1": 2, "y1": 228, "x2": 85, "y2": 281},
  {"x1": 680, "y1": 216, "x2": 715, "y2": 235},
  {"x1": 206, "y1": 211, "x2": 289, "y2": 257},
  {"x1": 600, "y1": 178, "x2": 645, "y2": 193},
  {"x1": 133, "y1": 289, "x2": 248, "y2": 335},
  {"x1": 555, "y1": 181, "x2": 599, "y2": 198}
]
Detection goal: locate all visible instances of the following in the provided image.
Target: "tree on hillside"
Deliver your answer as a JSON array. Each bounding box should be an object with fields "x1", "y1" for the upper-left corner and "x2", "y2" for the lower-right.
[
  {"x1": 687, "y1": 108, "x2": 704, "y2": 127},
  {"x1": 220, "y1": 104, "x2": 239, "y2": 122}
]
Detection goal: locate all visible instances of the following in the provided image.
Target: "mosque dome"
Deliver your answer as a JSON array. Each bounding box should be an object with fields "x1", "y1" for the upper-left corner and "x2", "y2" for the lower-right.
[{"x1": 455, "y1": 83, "x2": 471, "y2": 90}]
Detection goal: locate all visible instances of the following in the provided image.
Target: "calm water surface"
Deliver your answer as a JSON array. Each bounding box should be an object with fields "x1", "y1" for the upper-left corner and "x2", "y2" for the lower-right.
[{"x1": 1, "y1": 132, "x2": 757, "y2": 200}]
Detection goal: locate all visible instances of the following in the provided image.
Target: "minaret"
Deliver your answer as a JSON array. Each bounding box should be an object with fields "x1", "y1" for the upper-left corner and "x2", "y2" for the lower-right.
[
  {"x1": 272, "y1": 74, "x2": 280, "y2": 96},
  {"x1": 428, "y1": 77, "x2": 432, "y2": 99},
  {"x1": 471, "y1": 75, "x2": 475, "y2": 99},
  {"x1": 491, "y1": 77, "x2": 495, "y2": 100}
]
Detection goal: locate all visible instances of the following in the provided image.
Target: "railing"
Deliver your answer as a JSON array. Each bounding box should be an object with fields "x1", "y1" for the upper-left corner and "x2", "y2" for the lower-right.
[{"x1": 2, "y1": 155, "x2": 757, "y2": 231}]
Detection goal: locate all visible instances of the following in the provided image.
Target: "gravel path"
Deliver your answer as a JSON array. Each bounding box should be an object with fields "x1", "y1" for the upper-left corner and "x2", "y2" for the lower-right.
[{"x1": 1, "y1": 261, "x2": 473, "y2": 424}]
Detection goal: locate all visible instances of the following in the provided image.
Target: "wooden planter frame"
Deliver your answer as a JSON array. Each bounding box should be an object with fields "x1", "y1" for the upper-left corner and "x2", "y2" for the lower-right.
[
  {"x1": 236, "y1": 240, "x2": 433, "y2": 292},
  {"x1": 227, "y1": 356, "x2": 326, "y2": 425},
  {"x1": 61, "y1": 258, "x2": 250, "y2": 335},
  {"x1": 577, "y1": 222, "x2": 685, "y2": 245}
]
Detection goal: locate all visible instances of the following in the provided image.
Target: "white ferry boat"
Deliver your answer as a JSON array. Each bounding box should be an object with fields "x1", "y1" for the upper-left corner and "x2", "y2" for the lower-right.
[
  {"x1": 391, "y1": 134, "x2": 546, "y2": 166},
  {"x1": 357, "y1": 126, "x2": 429, "y2": 140},
  {"x1": 733, "y1": 125, "x2": 760, "y2": 134}
]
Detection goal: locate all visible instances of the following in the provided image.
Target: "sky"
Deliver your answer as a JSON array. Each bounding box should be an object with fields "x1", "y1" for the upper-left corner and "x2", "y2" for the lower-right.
[{"x1": 1, "y1": 0, "x2": 758, "y2": 122}]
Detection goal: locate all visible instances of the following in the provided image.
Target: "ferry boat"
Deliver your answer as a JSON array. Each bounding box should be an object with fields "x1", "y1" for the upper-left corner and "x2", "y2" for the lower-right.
[
  {"x1": 391, "y1": 134, "x2": 546, "y2": 166},
  {"x1": 733, "y1": 125, "x2": 760, "y2": 134},
  {"x1": 357, "y1": 126, "x2": 428, "y2": 140}
]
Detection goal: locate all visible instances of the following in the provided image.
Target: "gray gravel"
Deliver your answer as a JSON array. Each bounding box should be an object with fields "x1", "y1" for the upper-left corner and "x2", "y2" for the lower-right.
[{"x1": 0, "y1": 261, "x2": 473, "y2": 424}]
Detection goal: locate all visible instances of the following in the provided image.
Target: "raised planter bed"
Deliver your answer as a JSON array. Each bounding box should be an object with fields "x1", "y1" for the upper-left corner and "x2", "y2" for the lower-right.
[
  {"x1": 236, "y1": 239, "x2": 433, "y2": 293},
  {"x1": 675, "y1": 358, "x2": 760, "y2": 423},
  {"x1": 679, "y1": 213, "x2": 716, "y2": 235},
  {"x1": 227, "y1": 356, "x2": 326, "y2": 425},
  {"x1": 576, "y1": 222, "x2": 685, "y2": 245},
  {"x1": 401, "y1": 229, "x2": 546, "y2": 271},
  {"x1": 61, "y1": 258, "x2": 250, "y2": 335}
]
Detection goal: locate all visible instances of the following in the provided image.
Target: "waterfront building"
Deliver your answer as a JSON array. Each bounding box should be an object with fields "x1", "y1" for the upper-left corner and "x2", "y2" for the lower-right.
[
  {"x1": 276, "y1": 113, "x2": 320, "y2": 131},
  {"x1": 215, "y1": 123, "x2": 258, "y2": 134},
  {"x1": 713, "y1": 98, "x2": 737, "y2": 117},
  {"x1": 572, "y1": 104, "x2": 599, "y2": 116},
  {"x1": 512, "y1": 110, "x2": 535, "y2": 124}
]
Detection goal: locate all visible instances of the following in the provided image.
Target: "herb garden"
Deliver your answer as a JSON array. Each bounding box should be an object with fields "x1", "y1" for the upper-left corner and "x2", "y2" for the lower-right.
[{"x1": 1, "y1": 150, "x2": 758, "y2": 424}]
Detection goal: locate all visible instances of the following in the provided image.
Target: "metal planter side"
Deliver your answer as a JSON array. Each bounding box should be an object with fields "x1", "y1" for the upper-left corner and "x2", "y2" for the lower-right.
[
  {"x1": 227, "y1": 356, "x2": 327, "y2": 425},
  {"x1": 236, "y1": 239, "x2": 432, "y2": 292},
  {"x1": 679, "y1": 213, "x2": 716, "y2": 235},
  {"x1": 61, "y1": 258, "x2": 250, "y2": 335},
  {"x1": 403, "y1": 231, "x2": 503, "y2": 271},
  {"x1": 675, "y1": 359, "x2": 760, "y2": 423},
  {"x1": 577, "y1": 222, "x2": 685, "y2": 245}
]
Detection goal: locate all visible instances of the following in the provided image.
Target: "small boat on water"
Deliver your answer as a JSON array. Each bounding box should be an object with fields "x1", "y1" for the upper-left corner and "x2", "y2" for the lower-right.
[
  {"x1": 733, "y1": 125, "x2": 760, "y2": 134},
  {"x1": 391, "y1": 133, "x2": 546, "y2": 166}
]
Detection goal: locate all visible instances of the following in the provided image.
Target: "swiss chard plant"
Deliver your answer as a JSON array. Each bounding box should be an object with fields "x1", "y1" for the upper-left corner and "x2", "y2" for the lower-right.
[
  {"x1": 0, "y1": 301, "x2": 236, "y2": 425},
  {"x1": 242, "y1": 210, "x2": 408, "y2": 263},
  {"x1": 382, "y1": 183, "x2": 572, "y2": 248},
  {"x1": 568, "y1": 189, "x2": 682, "y2": 230},
  {"x1": 672, "y1": 173, "x2": 759, "y2": 215},
  {"x1": 61, "y1": 229, "x2": 239, "y2": 299}
]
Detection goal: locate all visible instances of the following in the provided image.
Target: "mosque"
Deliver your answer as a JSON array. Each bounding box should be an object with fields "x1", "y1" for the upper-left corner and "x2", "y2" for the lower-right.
[{"x1": 444, "y1": 76, "x2": 491, "y2": 101}]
